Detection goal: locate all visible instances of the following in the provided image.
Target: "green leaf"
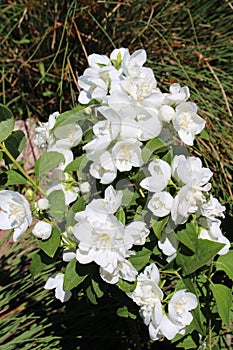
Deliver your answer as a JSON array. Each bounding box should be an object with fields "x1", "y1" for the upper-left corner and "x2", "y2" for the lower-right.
[
  {"x1": 91, "y1": 279, "x2": 105, "y2": 298},
  {"x1": 121, "y1": 188, "x2": 140, "y2": 207},
  {"x1": 176, "y1": 239, "x2": 224, "y2": 276},
  {"x1": 151, "y1": 216, "x2": 169, "y2": 240},
  {"x1": 6, "y1": 170, "x2": 27, "y2": 185},
  {"x1": 70, "y1": 195, "x2": 86, "y2": 213},
  {"x1": 134, "y1": 205, "x2": 147, "y2": 221},
  {"x1": 86, "y1": 285, "x2": 98, "y2": 304},
  {"x1": 175, "y1": 334, "x2": 198, "y2": 349},
  {"x1": 65, "y1": 154, "x2": 88, "y2": 172},
  {"x1": 116, "y1": 208, "x2": 125, "y2": 225},
  {"x1": 48, "y1": 190, "x2": 66, "y2": 220},
  {"x1": 38, "y1": 226, "x2": 60, "y2": 258},
  {"x1": 0, "y1": 104, "x2": 14, "y2": 142},
  {"x1": 176, "y1": 223, "x2": 198, "y2": 253},
  {"x1": 63, "y1": 259, "x2": 87, "y2": 291},
  {"x1": 30, "y1": 251, "x2": 54, "y2": 277},
  {"x1": 117, "y1": 306, "x2": 137, "y2": 320},
  {"x1": 215, "y1": 250, "x2": 233, "y2": 280},
  {"x1": 53, "y1": 104, "x2": 96, "y2": 130},
  {"x1": 129, "y1": 248, "x2": 151, "y2": 271},
  {"x1": 210, "y1": 284, "x2": 232, "y2": 329},
  {"x1": 3, "y1": 130, "x2": 26, "y2": 164},
  {"x1": 162, "y1": 148, "x2": 173, "y2": 165},
  {"x1": 116, "y1": 279, "x2": 137, "y2": 293},
  {"x1": 35, "y1": 151, "x2": 65, "y2": 178},
  {"x1": 141, "y1": 137, "x2": 166, "y2": 163}
]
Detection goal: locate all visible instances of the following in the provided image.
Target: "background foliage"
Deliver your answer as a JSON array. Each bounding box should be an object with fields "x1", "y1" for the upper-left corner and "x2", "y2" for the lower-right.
[{"x1": 0, "y1": 0, "x2": 232, "y2": 349}]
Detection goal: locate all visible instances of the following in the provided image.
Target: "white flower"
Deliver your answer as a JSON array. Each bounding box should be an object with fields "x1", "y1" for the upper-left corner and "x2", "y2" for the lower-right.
[
  {"x1": 32, "y1": 221, "x2": 52, "y2": 240},
  {"x1": 149, "y1": 289, "x2": 198, "y2": 342},
  {"x1": 172, "y1": 155, "x2": 213, "y2": 187},
  {"x1": 199, "y1": 217, "x2": 230, "y2": 255},
  {"x1": 73, "y1": 186, "x2": 145, "y2": 284},
  {"x1": 139, "y1": 263, "x2": 161, "y2": 284},
  {"x1": 44, "y1": 272, "x2": 72, "y2": 302},
  {"x1": 124, "y1": 221, "x2": 150, "y2": 248},
  {"x1": 201, "y1": 195, "x2": 225, "y2": 219},
  {"x1": 140, "y1": 159, "x2": 171, "y2": 193},
  {"x1": 53, "y1": 122, "x2": 82, "y2": 149},
  {"x1": 171, "y1": 185, "x2": 207, "y2": 225},
  {"x1": 86, "y1": 185, "x2": 123, "y2": 218},
  {"x1": 0, "y1": 190, "x2": 32, "y2": 241},
  {"x1": 120, "y1": 67, "x2": 157, "y2": 102},
  {"x1": 90, "y1": 151, "x2": 117, "y2": 184},
  {"x1": 74, "y1": 210, "x2": 138, "y2": 284},
  {"x1": 78, "y1": 53, "x2": 120, "y2": 104},
  {"x1": 35, "y1": 111, "x2": 59, "y2": 148},
  {"x1": 149, "y1": 311, "x2": 181, "y2": 341},
  {"x1": 112, "y1": 139, "x2": 143, "y2": 172},
  {"x1": 122, "y1": 49, "x2": 147, "y2": 77},
  {"x1": 158, "y1": 231, "x2": 179, "y2": 262},
  {"x1": 168, "y1": 289, "x2": 198, "y2": 327},
  {"x1": 148, "y1": 192, "x2": 173, "y2": 217},
  {"x1": 100, "y1": 257, "x2": 137, "y2": 284},
  {"x1": 127, "y1": 263, "x2": 163, "y2": 306},
  {"x1": 74, "y1": 215, "x2": 126, "y2": 265},
  {"x1": 127, "y1": 263, "x2": 163, "y2": 326},
  {"x1": 173, "y1": 102, "x2": 205, "y2": 145},
  {"x1": 165, "y1": 83, "x2": 190, "y2": 105}
]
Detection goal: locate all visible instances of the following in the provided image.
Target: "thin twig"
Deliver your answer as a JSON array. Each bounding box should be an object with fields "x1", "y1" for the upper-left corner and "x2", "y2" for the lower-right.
[
  {"x1": 72, "y1": 19, "x2": 89, "y2": 63},
  {"x1": 67, "y1": 57, "x2": 81, "y2": 92},
  {"x1": 194, "y1": 50, "x2": 232, "y2": 117}
]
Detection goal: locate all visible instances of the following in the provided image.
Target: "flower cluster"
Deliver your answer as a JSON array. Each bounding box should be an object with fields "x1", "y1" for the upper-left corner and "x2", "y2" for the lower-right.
[
  {"x1": 0, "y1": 47, "x2": 231, "y2": 345},
  {"x1": 127, "y1": 263, "x2": 197, "y2": 341},
  {"x1": 78, "y1": 48, "x2": 206, "y2": 186},
  {"x1": 69, "y1": 185, "x2": 149, "y2": 284}
]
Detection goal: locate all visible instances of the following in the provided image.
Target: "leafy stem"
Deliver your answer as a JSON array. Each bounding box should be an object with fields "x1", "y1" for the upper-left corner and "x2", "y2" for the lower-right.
[{"x1": 0, "y1": 141, "x2": 47, "y2": 196}]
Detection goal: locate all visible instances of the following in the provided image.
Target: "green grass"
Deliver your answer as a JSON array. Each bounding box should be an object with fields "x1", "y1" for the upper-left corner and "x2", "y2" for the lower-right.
[{"x1": 0, "y1": 1, "x2": 232, "y2": 348}]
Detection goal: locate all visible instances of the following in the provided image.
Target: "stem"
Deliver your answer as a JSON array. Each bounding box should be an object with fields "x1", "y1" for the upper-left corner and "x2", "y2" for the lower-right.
[
  {"x1": 60, "y1": 232, "x2": 76, "y2": 250},
  {"x1": 206, "y1": 263, "x2": 214, "y2": 349},
  {"x1": 0, "y1": 142, "x2": 47, "y2": 196}
]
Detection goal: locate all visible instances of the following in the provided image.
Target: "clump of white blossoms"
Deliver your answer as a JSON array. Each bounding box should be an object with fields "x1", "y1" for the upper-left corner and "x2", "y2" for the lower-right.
[
  {"x1": 73, "y1": 186, "x2": 149, "y2": 284},
  {"x1": 127, "y1": 263, "x2": 198, "y2": 341},
  {"x1": 0, "y1": 47, "x2": 230, "y2": 346}
]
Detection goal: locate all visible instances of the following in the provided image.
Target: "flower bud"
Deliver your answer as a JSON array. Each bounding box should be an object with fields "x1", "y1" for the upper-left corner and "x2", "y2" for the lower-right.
[{"x1": 32, "y1": 221, "x2": 52, "y2": 240}]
